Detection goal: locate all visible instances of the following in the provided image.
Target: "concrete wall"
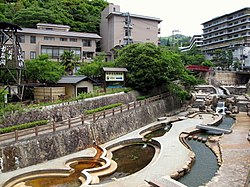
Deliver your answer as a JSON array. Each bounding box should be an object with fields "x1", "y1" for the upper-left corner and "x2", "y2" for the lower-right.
[
  {"x1": 0, "y1": 95, "x2": 181, "y2": 172},
  {"x1": 209, "y1": 71, "x2": 238, "y2": 85}
]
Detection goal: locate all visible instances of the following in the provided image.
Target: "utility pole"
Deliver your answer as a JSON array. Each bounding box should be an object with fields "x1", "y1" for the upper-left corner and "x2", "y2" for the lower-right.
[{"x1": 172, "y1": 29, "x2": 180, "y2": 46}]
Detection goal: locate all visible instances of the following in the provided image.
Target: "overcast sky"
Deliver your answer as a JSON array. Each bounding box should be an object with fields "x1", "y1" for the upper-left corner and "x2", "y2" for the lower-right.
[{"x1": 107, "y1": 0, "x2": 249, "y2": 37}]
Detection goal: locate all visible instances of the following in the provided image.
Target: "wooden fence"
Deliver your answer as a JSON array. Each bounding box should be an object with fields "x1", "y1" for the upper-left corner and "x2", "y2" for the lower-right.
[{"x1": 0, "y1": 93, "x2": 170, "y2": 143}]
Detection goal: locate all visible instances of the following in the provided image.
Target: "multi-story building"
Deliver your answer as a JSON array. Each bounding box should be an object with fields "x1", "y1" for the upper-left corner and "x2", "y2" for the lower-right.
[
  {"x1": 100, "y1": 4, "x2": 162, "y2": 61},
  {"x1": 179, "y1": 35, "x2": 203, "y2": 52},
  {"x1": 17, "y1": 23, "x2": 101, "y2": 62},
  {"x1": 201, "y1": 7, "x2": 250, "y2": 68}
]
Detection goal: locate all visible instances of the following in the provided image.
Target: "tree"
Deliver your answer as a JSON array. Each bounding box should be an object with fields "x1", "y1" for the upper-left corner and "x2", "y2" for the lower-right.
[
  {"x1": 2, "y1": 0, "x2": 109, "y2": 33},
  {"x1": 60, "y1": 51, "x2": 80, "y2": 75},
  {"x1": 25, "y1": 54, "x2": 65, "y2": 83},
  {"x1": 76, "y1": 53, "x2": 115, "y2": 79},
  {"x1": 180, "y1": 46, "x2": 206, "y2": 66},
  {"x1": 212, "y1": 49, "x2": 233, "y2": 69},
  {"x1": 115, "y1": 43, "x2": 164, "y2": 91},
  {"x1": 114, "y1": 43, "x2": 193, "y2": 92}
]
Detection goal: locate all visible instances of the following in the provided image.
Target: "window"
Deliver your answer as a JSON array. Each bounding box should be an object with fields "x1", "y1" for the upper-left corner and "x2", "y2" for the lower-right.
[
  {"x1": 41, "y1": 46, "x2": 81, "y2": 59},
  {"x1": 82, "y1": 40, "x2": 91, "y2": 47},
  {"x1": 44, "y1": 37, "x2": 55, "y2": 41},
  {"x1": 83, "y1": 51, "x2": 93, "y2": 59},
  {"x1": 17, "y1": 35, "x2": 25, "y2": 43},
  {"x1": 60, "y1": 38, "x2": 67, "y2": 41},
  {"x1": 30, "y1": 36, "x2": 36, "y2": 43},
  {"x1": 30, "y1": 51, "x2": 36, "y2": 59},
  {"x1": 70, "y1": 38, "x2": 77, "y2": 42}
]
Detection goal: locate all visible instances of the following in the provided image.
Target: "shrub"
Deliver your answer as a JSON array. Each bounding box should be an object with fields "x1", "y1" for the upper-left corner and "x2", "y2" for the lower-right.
[
  {"x1": 85, "y1": 103, "x2": 123, "y2": 114},
  {"x1": 0, "y1": 120, "x2": 49, "y2": 134}
]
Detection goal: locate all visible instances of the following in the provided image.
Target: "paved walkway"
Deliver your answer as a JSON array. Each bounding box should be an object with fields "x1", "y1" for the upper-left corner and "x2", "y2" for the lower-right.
[
  {"x1": 206, "y1": 112, "x2": 250, "y2": 187},
  {"x1": 1, "y1": 112, "x2": 248, "y2": 187},
  {"x1": 0, "y1": 113, "x2": 205, "y2": 187}
]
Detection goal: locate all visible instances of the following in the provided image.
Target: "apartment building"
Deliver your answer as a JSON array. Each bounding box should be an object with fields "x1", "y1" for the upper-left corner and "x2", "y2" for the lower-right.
[
  {"x1": 100, "y1": 4, "x2": 162, "y2": 61},
  {"x1": 17, "y1": 23, "x2": 101, "y2": 62},
  {"x1": 201, "y1": 7, "x2": 250, "y2": 67}
]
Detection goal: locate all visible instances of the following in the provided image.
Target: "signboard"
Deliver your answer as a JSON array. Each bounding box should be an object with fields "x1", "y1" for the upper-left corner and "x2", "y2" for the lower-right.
[{"x1": 105, "y1": 72, "x2": 124, "y2": 81}]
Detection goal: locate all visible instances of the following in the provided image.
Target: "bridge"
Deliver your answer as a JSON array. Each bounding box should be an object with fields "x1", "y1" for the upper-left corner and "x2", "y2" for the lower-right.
[
  {"x1": 186, "y1": 65, "x2": 211, "y2": 72},
  {"x1": 196, "y1": 124, "x2": 232, "y2": 134}
]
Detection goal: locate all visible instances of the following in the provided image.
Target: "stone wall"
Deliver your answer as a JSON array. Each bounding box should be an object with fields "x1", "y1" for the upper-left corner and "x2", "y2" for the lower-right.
[
  {"x1": 2, "y1": 91, "x2": 140, "y2": 127},
  {"x1": 208, "y1": 71, "x2": 238, "y2": 86},
  {"x1": 0, "y1": 95, "x2": 181, "y2": 172}
]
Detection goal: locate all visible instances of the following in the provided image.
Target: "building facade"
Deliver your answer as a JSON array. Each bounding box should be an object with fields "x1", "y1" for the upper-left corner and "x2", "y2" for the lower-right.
[
  {"x1": 179, "y1": 35, "x2": 203, "y2": 52},
  {"x1": 100, "y1": 4, "x2": 162, "y2": 61},
  {"x1": 17, "y1": 23, "x2": 101, "y2": 62},
  {"x1": 201, "y1": 7, "x2": 250, "y2": 68}
]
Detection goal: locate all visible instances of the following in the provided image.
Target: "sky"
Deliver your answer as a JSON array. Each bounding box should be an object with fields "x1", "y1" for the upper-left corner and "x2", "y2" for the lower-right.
[{"x1": 107, "y1": 0, "x2": 250, "y2": 37}]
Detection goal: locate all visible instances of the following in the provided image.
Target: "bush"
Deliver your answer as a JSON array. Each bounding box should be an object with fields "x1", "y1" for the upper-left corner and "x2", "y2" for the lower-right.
[
  {"x1": 0, "y1": 120, "x2": 49, "y2": 134},
  {"x1": 85, "y1": 103, "x2": 123, "y2": 114},
  {"x1": 136, "y1": 95, "x2": 150, "y2": 100}
]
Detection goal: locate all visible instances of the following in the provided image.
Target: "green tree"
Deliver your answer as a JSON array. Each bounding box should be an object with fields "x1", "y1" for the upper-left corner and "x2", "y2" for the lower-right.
[
  {"x1": 60, "y1": 51, "x2": 80, "y2": 75},
  {"x1": 25, "y1": 54, "x2": 65, "y2": 83},
  {"x1": 76, "y1": 54, "x2": 115, "y2": 79},
  {"x1": 115, "y1": 43, "x2": 164, "y2": 91},
  {"x1": 2, "y1": 0, "x2": 108, "y2": 33},
  {"x1": 115, "y1": 43, "x2": 195, "y2": 92},
  {"x1": 180, "y1": 46, "x2": 206, "y2": 65},
  {"x1": 211, "y1": 49, "x2": 233, "y2": 68}
]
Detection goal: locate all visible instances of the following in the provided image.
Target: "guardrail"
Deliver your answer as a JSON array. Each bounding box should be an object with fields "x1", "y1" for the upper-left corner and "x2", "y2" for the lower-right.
[{"x1": 0, "y1": 93, "x2": 170, "y2": 144}]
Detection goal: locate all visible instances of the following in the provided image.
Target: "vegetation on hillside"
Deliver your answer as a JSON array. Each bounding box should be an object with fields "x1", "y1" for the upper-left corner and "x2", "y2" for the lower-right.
[
  {"x1": 160, "y1": 34, "x2": 191, "y2": 47},
  {"x1": 0, "y1": 0, "x2": 108, "y2": 33}
]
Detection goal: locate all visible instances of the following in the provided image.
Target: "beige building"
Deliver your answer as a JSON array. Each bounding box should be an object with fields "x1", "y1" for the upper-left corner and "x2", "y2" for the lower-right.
[
  {"x1": 56, "y1": 76, "x2": 95, "y2": 98},
  {"x1": 100, "y1": 4, "x2": 162, "y2": 61},
  {"x1": 201, "y1": 7, "x2": 250, "y2": 68},
  {"x1": 16, "y1": 23, "x2": 101, "y2": 62}
]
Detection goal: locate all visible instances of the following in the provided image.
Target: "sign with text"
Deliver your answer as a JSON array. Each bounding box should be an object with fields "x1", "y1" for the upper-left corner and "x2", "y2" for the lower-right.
[{"x1": 105, "y1": 72, "x2": 124, "y2": 81}]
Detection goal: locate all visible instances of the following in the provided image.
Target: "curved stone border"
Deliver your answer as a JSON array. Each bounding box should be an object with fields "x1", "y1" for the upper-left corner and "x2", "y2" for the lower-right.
[
  {"x1": 170, "y1": 133, "x2": 196, "y2": 180},
  {"x1": 169, "y1": 111, "x2": 225, "y2": 182},
  {"x1": 3, "y1": 146, "x2": 113, "y2": 187}
]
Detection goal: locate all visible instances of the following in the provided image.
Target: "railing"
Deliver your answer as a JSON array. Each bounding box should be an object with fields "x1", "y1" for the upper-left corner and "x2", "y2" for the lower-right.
[{"x1": 0, "y1": 93, "x2": 170, "y2": 144}]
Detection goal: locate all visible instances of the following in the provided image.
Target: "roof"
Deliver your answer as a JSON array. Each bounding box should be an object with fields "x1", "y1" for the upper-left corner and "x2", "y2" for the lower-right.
[
  {"x1": 36, "y1": 23, "x2": 71, "y2": 29},
  {"x1": 18, "y1": 28, "x2": 102, "y2": 39},
  {"x1": 107, "y1": 12, "x2": 162, "y2": 22},
  {"x1": 202, "y1": 7, "x2": 250, "y2": 25},
  {"x1": 0, "y1": 22, "x2": 22, "y2": 31},
  {"x1": 103, "y1": 67, "x2": 128, "y2": 72},
  {"x1": 57, "y1": 76, "x2": 95, "y2": 84}
]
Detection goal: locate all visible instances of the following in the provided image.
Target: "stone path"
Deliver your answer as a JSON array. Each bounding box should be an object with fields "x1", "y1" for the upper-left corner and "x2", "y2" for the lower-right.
[{"x1": 206, "y1": 112, "x2": 250, "y2": 187}]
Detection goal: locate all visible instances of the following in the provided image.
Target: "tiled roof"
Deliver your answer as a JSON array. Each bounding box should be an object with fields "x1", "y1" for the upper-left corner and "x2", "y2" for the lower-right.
[{"x1": 57, "y1": 76, "x2": 92, "y2": 84}]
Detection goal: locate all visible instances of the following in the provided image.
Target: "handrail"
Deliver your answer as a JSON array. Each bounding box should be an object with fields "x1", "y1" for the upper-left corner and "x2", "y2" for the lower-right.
[{"x1": 0, "y1": 93, "x2": 171, "y2": 144}]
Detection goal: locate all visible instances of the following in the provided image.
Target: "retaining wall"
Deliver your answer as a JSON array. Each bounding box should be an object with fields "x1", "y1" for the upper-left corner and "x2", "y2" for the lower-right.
[
  {"x1": 1, "y1": 91, "x2": 140, "y2": 127},
  {"x1": 0, "y1": 95, "x2": 181, "y2": 173}
]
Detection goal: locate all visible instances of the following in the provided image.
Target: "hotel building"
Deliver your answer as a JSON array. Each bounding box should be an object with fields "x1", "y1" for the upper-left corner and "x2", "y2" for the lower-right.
[
  {"x1": 201, "y1": 7, "x2": 250, "y2": 67},
  {"x1": 16, "y1": 23, "x2": 101, "y2": 62},
  {"x1": 100, "y1": 4, "x2": 162, "y2": 61}
]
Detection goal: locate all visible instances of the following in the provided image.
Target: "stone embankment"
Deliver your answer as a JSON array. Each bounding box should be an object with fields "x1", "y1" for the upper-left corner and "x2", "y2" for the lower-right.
[
  {"x1": 0, "y1": 94, "x2": 181, "y2": 172},
  {"x1": 1, "y1": 91, "x2": 140, "y2": 127}
]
